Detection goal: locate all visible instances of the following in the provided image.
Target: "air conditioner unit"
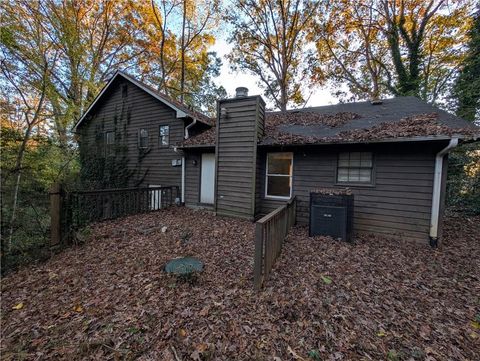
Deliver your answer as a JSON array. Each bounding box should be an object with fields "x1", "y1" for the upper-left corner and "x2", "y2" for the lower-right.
[{"x1": 309, "y1": 191, "x2": 354, "y2": 242}]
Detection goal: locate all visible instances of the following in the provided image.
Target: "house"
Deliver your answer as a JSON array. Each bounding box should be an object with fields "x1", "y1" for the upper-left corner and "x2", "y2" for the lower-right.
[{"x1": 75, "y1": 71, "x2": 479, "y2": 246}]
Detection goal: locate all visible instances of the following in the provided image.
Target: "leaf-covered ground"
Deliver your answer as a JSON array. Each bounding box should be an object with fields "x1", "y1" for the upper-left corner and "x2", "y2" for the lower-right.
[{"x1": 1, "y1": 208, "x2": 479, "y2": 360}]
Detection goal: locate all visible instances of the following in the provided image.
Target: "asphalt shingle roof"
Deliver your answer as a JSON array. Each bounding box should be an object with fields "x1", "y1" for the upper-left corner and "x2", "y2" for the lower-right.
[{"x1": 182, "y1": 96, "x2": 479, "y2": 147}]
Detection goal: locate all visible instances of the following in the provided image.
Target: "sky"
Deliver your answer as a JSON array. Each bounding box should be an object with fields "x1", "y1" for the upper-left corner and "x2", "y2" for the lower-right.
[{"x1": 209, "y1": 37, "x2": 341, "y2": 110}]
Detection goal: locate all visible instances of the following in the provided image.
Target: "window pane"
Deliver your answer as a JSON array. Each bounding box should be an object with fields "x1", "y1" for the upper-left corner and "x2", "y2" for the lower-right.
[
  {"x1": 160, "y1": 125, "x2": 169, "y2": 136},
  {"x1": 338, "y1": 158, "x2": 350, "y2": 167},
  {"x1": 105, "y1": 132, "x2": 115, "y2": 156},
  {"x1": 348, "y1": 168, "x2": 360, "y2": 181},
  {"x1": 267, "y1": 175, "x2": 290, "y2": 197},
  {"x1": 268, "y1": 153, "x2": 292, "y2": 175},
  {"x1": 359, "y1": 168, "x2": 372, "y2": 182},
  {"x1": 106, "y1": 132, "x2": 114, "y2": 144},
  {"x1": 360, "y1": 152, "x2": 372, "y2": 167},
  {"x1": 337, "y1": 168, "x2": 349, "y2": 182},
  {"x1": 349, "y1": 152, "x2": 361, "y2": 167},
  {"x1": 139, "y1": 129, "x2": 148, "y2": 148},
  {"x1": 159, "y1": 126, "x2": 169, "y2": 146}
]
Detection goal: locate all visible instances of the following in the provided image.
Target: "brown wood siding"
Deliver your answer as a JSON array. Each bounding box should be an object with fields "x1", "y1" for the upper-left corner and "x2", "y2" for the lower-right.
[
  {"x1": 215, "y1": 96, "x2": 265, "y2": 219},
  {"x1": 259, "y1": 142, "x2": 450, "y2": 242},
  {"x1": 184, "y1": 152, "x2": 200, "y2": 206},
  {"x1": 77, "y1": 77, "x2": 184, "y2": 191}
]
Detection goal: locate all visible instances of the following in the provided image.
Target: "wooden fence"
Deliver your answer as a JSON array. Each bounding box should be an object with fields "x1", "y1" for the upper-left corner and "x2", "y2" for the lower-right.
[
  {"x1": 50, "y1": 184, "x2": 179, "y2": 246},
  {"x1": 253, "y1": 197, "x2": 296, "y2": 289}
]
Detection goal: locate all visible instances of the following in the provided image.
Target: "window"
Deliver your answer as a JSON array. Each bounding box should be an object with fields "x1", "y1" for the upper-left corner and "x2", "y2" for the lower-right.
[
  {"x1": 105, "y1": 131, "x2": 115, "y2": 156},
  {"x1": 266, "y1": 152, "x2": 293, "y2": 198},
  {"x1": 337, "y1": 152, "x2": 373, "y2": 183},
  {"x1": 138, "y1": 129, "x2": 149, "y2": 149},
  {"x1": 159, "y1": 125, "x2": 169, "y2": 147}
]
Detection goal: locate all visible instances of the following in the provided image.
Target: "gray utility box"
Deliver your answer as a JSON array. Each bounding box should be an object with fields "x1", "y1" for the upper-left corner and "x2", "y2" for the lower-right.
[{"x1": 309, "y1": 192, "x2": 354, "y2": 242}]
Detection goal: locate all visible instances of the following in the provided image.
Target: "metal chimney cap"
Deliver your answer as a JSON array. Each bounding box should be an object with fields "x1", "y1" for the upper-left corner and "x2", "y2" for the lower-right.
[{"x1": 235, "y1": 87, "x2": 249, "y2": 98}]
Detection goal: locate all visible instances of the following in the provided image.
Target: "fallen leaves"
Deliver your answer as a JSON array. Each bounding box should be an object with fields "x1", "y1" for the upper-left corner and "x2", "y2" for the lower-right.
[
  {"x1": 261, "y1": 112, "x2": 480, "y2": 145},
  {"x1": 1, "y1": 208, "x2": 479, "y2": 360},
  {"x1": 11, "y1": 303, "x2": 24, "y2": 310},
  {"x1": 182, "y1": 110, "x2": 480, "y2": 148},
  {"x1": 267, "y1": 111, "x2": 361, "y2": 128},
  {"x1": 312, "y1": 188, "x2": 352, "y2": 196},
  {"x1": 182, "y1": 127, "x2": 216, "y2": 146}
]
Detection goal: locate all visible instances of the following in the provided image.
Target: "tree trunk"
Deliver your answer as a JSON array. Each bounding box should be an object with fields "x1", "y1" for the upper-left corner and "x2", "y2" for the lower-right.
[
  {"x1": 8, "y1": 125, "x2": 33, "y2": 251},
  {"x1": 279, "y1": 80, "x2": 288, "y2": 112},
  {"x1": 180, "y1": 0, "x2": 187, "y2": 103}
]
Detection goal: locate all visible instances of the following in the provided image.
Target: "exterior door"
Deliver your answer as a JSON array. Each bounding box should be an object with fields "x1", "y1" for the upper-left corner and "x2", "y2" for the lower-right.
[{"x1": 200, "y1": 153, "x2": 215, "y2": 204}]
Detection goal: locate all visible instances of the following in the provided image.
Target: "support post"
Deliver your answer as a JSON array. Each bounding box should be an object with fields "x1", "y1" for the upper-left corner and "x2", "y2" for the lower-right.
[{"x1": 50, "y1": 183, "x2": 62, "y2": 247}]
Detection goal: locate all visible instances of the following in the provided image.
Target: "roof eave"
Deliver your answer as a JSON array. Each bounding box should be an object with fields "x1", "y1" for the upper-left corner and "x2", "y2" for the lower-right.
[
  {"x1": 258, "y1": 134, "x2": 479, "y2": 147},
  {"x1": 179, "y1": 134, "x2": 480, "y2": 149},
  {"x1": 178, "y1": 144, "x2": 216, "y2": 149}
]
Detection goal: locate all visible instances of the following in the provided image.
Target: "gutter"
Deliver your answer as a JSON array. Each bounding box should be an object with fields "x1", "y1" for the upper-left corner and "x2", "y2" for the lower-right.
[
  {"x1": 185, "y1": 117, "x2": 197, "y2": 139},
  {"x1": 429, "y1": 138, "x2": 459, "y2": 247}
]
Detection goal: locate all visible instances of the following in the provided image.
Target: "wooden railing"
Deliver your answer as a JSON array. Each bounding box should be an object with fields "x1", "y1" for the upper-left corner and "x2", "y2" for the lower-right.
[
  {"x1": 50, "y1": 184, "x2": 179, "y2": 245},
  {"x1": 253, "y1": 197, "x2": 296, "y2": 289}
]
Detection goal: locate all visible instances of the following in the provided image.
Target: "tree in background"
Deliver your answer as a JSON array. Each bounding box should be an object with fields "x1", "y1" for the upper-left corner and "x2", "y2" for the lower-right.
[
  {"x1": 312, "y1": 0, "x2": 473, "y2": 104},
  {"x1": 149, "y1": 0, "x2": 225, "y2": 114},
  {"x1": 447, "y1": 8, "x2": 480, "y2": 216},
  {"x1": 453, "y1": 6, "x2": 480, "y2": 123},
  {"x1": 312, "y1": 0, "x2": 390, "y2": 101},
  {"x1": 0, "y1": 0, "x2": 55, "y2": 251},
  {"x1": 228, "y1": 0, "x2": 320, "y2": 111}
]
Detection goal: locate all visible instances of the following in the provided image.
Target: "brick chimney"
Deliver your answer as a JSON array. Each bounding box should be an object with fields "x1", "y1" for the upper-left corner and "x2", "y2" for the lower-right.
[{"x1": 214, "y1": 90, "x2": 265, "y2": 219}]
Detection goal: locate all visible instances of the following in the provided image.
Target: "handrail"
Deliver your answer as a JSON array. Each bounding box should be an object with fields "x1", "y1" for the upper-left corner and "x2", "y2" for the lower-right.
[
  {"x1": 253, "y1": 196, "x2": 296, "y2": 289},
  {"x1": 52, "y1": 184, "x2": 180, "y2": 245},
  {"x1": 256, "y1": 197, "x2": 296, "y2": 224},
  {"x1": 72, "y1": 185, "x2": 178, "y2": 195}
]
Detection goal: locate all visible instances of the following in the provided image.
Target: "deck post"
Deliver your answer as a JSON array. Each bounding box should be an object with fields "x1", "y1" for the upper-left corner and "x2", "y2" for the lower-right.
[{"x1": 49, "y1": 182, "x2": 62, "y2": 247}]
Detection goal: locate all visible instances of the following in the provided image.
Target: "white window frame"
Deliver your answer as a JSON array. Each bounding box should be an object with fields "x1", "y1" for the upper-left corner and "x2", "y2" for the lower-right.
[
  {"x1": 336, "y1": 151, "x2": 374, "y2": 184},
  {"x1": 265, "y1": 152, "x2": 293, "y2": 200},
  {"x1": 159, "y1": 125, "x2": 170, "y2": 147}
]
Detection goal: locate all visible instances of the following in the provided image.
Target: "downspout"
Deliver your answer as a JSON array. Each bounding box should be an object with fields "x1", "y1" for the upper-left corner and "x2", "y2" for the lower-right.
[
  {"x1": 181, "y1": 155, "x2": 185, "y2": 204},
  {"x1": 173, "y1": 145, "x2": 185, "y2": 204},
  {"x1": 182, "y1": 118, "x2": 197, "y2": 204},
  {"x1": 185, "y1": 117, "x2": 197, "y2": 139},
  {"x1": 429, "y1": 138, "x2": 459, "y2": 247}
]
